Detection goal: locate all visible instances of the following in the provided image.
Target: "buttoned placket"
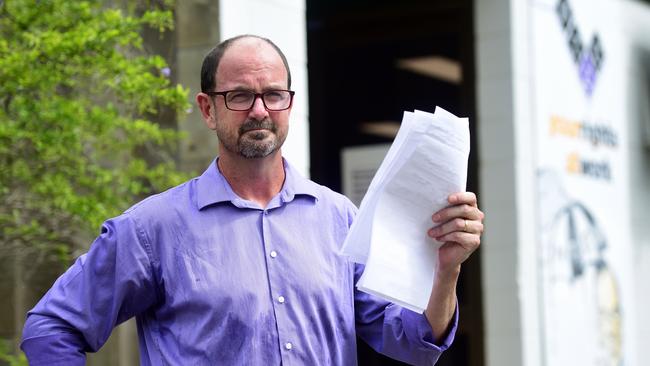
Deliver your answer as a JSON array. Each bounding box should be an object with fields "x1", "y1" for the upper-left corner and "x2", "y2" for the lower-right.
[{"x1": 261, "y1": 208, "x2": 296, "y2": 364}]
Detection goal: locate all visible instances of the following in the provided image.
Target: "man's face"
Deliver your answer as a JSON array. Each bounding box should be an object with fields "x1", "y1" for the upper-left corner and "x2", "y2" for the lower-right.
[{"x1": 211, "y1": 38, "x2": 291, "y2": 159}]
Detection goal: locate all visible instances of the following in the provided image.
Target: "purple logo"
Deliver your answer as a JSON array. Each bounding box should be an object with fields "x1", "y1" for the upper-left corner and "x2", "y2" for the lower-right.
[{"x1": 556, "y1": 0, "x2": 604, "y2": 97}]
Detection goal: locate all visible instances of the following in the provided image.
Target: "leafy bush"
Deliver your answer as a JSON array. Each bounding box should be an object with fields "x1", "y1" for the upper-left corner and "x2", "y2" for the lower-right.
[
  {"x1": 0, "y1": 0, "x2": 189, "y2": 267},
  {"x1": 0, "y1": 339, "x2": 27, "y2": 366}
]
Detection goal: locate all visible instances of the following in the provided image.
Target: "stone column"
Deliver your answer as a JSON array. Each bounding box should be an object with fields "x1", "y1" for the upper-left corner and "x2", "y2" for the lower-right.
[{"x1": 176, "y1": 0, "x2": 221, "y2": 174}]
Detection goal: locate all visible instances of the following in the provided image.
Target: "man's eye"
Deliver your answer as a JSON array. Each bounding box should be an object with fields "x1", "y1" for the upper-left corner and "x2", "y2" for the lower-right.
[
  {"x1": 264, "y1": 91, "x2": 284, "y2": 101},
  {"x1": 227, "y1": 92, "x2": 252, "y2": 103}
]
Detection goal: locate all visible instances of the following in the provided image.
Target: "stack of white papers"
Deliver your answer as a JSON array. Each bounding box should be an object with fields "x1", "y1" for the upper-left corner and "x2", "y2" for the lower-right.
[{"x1": 340, "y1": 107, "x2": 470, "y2": 313}]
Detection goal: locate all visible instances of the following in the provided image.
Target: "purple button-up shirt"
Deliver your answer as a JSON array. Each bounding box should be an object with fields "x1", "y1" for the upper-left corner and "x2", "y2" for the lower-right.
[{"x1": 21, "y1": 159, "x2": 456, "y2": 365}]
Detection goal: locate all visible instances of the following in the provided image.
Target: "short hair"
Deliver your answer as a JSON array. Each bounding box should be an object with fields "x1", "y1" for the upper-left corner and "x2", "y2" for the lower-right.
[{"x1": 200, "y1": 35, "x2": 292, "y2": 93}]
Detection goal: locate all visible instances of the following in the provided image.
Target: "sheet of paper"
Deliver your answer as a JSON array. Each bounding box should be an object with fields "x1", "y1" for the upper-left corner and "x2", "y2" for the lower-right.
[
  {"x1": 341, "y1": 107, "x2": 470, "y2": 313},
  {"x1": 340, "y1": 112, "x2": 427, "y2": 263}
]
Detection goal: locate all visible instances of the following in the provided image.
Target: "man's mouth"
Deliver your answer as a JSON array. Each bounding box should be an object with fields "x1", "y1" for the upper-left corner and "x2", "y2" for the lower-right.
[
  {"x1": 239, "y1": 119, "x2": 275, "y2": 134},
  {"x1": 245, "y1": 128, "x2": 268, "y2": 132}
]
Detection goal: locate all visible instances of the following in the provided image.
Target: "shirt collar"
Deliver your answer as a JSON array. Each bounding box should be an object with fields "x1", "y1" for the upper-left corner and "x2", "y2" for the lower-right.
[{"x1": 196, "y1": 157, "x2": 320, "y2": 210}]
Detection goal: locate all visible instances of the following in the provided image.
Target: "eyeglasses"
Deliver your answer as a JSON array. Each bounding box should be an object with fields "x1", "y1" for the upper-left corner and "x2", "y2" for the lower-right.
[{"x1": 206, "y1": 89, "x2": 295, "y2": 111}]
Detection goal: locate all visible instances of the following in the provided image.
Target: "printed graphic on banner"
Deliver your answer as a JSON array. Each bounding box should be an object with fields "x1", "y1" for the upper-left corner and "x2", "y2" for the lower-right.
[
  {"x1": 532, "y1": 0, "x2": 633, "y2": 364},
  {"x1": 549, "y1": 115, "x2": 618, "y2": 181},
  {"x1": 537, "y1": 169, "x2": 622, "y2": 366},
  {"x1": 556, "y1": 0, "x2": 605, "y2": 96}
]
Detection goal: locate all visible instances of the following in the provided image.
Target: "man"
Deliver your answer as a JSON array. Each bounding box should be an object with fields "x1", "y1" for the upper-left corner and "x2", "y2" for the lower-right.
[{"x1": 21, "y1": 35, "x2": 484, "y2": 365}]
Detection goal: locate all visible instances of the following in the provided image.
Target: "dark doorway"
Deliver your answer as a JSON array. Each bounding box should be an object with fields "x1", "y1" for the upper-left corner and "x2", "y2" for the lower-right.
[{"x1": 307, "y1": 1, "x2": 483, "y2": 365}]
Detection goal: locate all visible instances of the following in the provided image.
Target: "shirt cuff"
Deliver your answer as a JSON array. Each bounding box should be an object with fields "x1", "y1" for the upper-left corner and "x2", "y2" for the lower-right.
[
  {"x1": 401, "y1": 303, "x2": 459, "y2": 351},
  {"x1": 21, "y1": 334, "x2": 87, "y2": 366}
]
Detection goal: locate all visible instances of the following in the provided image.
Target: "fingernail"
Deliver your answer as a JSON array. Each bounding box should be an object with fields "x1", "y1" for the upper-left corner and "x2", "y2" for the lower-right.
[{"x1": 432, "y1": 214, "x2": 441, "y2": 222}]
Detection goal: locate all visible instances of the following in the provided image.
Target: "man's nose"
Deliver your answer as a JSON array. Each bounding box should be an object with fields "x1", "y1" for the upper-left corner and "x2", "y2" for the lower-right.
[{"x1": 248, "y1": 95, "x2": 269, "y2": 120}]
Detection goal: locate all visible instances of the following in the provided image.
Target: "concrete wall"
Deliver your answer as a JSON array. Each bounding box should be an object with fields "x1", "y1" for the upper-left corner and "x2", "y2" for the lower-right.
[
  {"x1": 176, "y1": 0, "x2": 222, "y2": 174},
  {"x1": 475, "y1": 0, "x2": 539, "y2": 365},
  {"x1": 623, "y1": 2, "x2": 650, "y2": 365}
]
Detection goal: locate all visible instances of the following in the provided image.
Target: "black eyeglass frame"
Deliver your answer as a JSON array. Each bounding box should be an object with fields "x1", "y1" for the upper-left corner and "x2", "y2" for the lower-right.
[{"x1": 205, "y1": 89, "x2": 295, "y2": 111}]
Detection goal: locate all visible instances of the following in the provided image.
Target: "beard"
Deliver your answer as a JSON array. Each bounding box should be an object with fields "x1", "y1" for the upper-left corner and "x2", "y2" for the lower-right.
[{"x1": 216, "y1": 118, "x2": 287, "y2": 159}]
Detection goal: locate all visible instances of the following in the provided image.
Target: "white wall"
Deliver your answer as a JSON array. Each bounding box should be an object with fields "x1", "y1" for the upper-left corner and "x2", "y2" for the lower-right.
[
  {"x1": 476, "y1": 0, "x2": 539, "y2": 365},
  {"x1": 621, "y1": 2, "x2": 650, "y2": 365},
  {"x1": 219, "y1": 0, "x2": 310, "y2": 177}
]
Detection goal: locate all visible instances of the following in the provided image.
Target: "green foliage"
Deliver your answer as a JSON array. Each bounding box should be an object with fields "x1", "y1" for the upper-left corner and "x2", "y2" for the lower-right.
[
  {"x1": 0, "y1": 0, "x2": 190, "y2": 264},
  {"x1": 0, "y1": 339, "x2": 27, "y2": 366}
]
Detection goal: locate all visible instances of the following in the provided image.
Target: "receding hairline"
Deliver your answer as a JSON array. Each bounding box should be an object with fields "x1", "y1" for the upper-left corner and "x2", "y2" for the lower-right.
[
  {"x1": 219, "y1": 37, "x2": 286, "y2": 79},
  {"x1": 200, "y1": 34, "x2": 292, "y2": 93}
]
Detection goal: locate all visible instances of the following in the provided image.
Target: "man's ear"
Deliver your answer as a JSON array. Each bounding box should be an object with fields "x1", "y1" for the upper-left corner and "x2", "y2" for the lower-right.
[{"x1": 196, "y1": 93, "x2": 217, "y2": 130}]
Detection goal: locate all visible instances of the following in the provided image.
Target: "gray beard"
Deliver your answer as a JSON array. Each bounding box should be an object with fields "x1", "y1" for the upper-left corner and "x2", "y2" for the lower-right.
[
  {"x1": 237, "y1": 119, "x2": 279, "y2": 158},
  {"x1": 239, "y1": 131, "x2": 278, "y2": 158}
]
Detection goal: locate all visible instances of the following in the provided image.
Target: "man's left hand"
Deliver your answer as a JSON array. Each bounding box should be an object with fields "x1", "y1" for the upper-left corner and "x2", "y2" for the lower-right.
[{"x1": 428, "y1": 192, "x2": 484, "y2": 277}]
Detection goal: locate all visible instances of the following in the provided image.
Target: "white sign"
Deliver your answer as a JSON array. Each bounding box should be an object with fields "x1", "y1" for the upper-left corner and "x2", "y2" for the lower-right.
[{"x1": 532, "y1": 0, "x2": 635, "y2": 364}]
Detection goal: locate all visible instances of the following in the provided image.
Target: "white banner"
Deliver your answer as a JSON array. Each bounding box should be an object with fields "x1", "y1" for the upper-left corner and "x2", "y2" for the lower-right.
[{"x1": 532, "y1": 0, "x2": 635, "y2": 364}]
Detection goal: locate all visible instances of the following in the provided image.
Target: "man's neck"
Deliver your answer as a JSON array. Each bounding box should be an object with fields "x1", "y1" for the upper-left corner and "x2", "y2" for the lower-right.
[{"x1": 217, "y1": 150, "x2": 285, "y2": 209}]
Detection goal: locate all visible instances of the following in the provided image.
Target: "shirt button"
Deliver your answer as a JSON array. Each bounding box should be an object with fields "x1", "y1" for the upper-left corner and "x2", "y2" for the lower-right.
[
  {"x1": 278, "y1": 296, "x2": 285, "y2": 304},
  {"x1": 270, "y1": 250, "x2": 277, "y2": 258},
  {"x1": 285, "y1": 342, "x2": 293, "y2": 350}
]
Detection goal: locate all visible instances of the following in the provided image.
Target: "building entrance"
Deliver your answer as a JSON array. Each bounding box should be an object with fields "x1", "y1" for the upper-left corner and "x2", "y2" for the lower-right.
[{"x1": 307, "y1": 1, "x2": 483, "y2": 365}]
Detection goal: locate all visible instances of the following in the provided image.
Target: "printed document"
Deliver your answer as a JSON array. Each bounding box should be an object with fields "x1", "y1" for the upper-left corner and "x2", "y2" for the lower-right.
[{"x1": 340, "y1": 107, "x2": 470, "y2": 313}]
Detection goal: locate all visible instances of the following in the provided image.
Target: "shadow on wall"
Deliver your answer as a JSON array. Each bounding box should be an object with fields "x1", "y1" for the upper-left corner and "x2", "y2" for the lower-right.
[{"x1": 638, "y1": 49, "x2": 650, "y2": 151}]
